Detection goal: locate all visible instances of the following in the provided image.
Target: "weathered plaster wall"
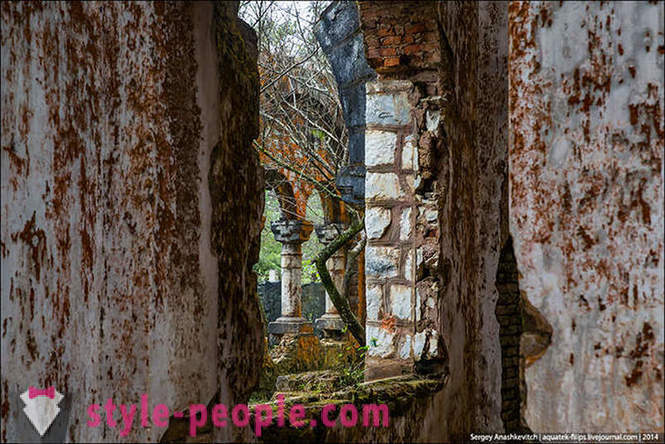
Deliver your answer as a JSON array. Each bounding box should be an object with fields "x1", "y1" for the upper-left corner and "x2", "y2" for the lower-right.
[
  {"x1": 1, "y1": 2, "x2": 264, "y2": 442},
  {"x1": 509, "y1": 1, "x2": 664, "y2": 432},
  {"x1": 422, "y1": 2, "x2": 508, "y2": 438},
  {"x1": 364, "y1": 80, "x2": 433, "y2": 379},
  {"x1": 434, "y1": 2, "x2": 510, "y2": 437},
  {"x1": 359, "y1": 1, "x2": 449, "y2": 383},
  {"x1": 208, "y1": 2, "x2": 265, "y2": 441}
]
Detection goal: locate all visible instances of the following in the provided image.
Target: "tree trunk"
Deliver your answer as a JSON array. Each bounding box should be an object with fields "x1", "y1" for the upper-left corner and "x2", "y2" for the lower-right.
[{"x1": 314, "y1": 218, "x2": 365, "y2": 346}]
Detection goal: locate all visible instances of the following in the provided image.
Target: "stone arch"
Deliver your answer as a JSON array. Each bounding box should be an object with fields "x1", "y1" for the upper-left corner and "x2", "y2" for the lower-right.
[
  {"x1": 318, "y1": 188, "x2": 349, "y2": 225},
  {"x1": 265, "y1": 168, "x2": 299, "y2": 220}
]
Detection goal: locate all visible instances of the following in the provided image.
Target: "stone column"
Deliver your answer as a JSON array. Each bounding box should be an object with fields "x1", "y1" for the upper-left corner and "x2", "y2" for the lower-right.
[
  {"x1": 268, "y1": 219, "x2": 314, "y2": 338},
  {"x1": 314, "y1": 223, "x2": 347, "y2": 337}
]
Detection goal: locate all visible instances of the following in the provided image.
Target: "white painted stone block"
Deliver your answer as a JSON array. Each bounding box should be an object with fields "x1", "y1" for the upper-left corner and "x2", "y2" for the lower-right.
[
  {"x1": 365, "y1": 245, "x2": 400, "y2": 278},
  {"x1": 390, "y1": 284, "x2": 412, "y2": 319},
  {"x1": 426, "y1": 110, "x2": 440, "y2": 131},
  {"x1": 366, "y1": 82, "x2": 412, "y2": 126},
  {"x1": 428, "y1": 330, "x2": 439, "y2": 357},
  {"x1": 366, "y1": 172, "x2": 400, "y2": 200},
  {"x1": 413, "y1": 331, "x2": 426, "y2": 360},
  {"x1": 366, "y1": 284, "x2": 382, "y2": 321},
  {"x1": 366, "y1": 325, "x2": 395, "y2": 358},
  {"x1": 399, "y1": 207, "x2": 412, "y2": 240},
  {"x1": 399, "y1": 334, "x2": 412, "y2": 360},
  {"x1": 366, "y1": 206, "x2": 391, "y2": 239},
  {"x1": 425, "y1": 208, "x2": 438, "y2": 223},
  {"x1": 404, "y1": 250, "x2": 414, "y2": 281},
  {"x1": 366, "y1": 131, "x2": 397, "y2": 166},
  {"x1": 413, "y1": 329, "x2": 440, "y2": 361},
  {"x1": 401, "y1": 135, "x2": 416, "y2": 170}
]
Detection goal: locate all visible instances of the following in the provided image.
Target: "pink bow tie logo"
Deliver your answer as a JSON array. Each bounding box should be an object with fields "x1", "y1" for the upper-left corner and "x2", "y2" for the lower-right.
[{"x1": 28, "y1": 386, "x2": 55, "y2": 399}]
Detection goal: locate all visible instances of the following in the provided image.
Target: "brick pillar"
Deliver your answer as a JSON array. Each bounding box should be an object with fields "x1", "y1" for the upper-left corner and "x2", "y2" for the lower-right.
[
  {"x1": 268, "y1": 219, "x2": 313, "y2": 339},
  {"x1": 314, "y1": 223, "x2": 347, "y2": 337}
]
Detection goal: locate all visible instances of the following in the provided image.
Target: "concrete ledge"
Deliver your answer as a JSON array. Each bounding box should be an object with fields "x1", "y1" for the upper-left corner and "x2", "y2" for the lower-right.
[
  {"x1": 315, "y1": 316, "x2": 346, "y2": 333},
  {"x1": 268, "y1": 317, "x2": 313, "y2": 335}
]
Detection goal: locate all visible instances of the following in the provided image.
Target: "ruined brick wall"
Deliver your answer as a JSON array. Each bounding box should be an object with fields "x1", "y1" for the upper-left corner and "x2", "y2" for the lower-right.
[
  {"x1": 509, "y1": 1, "x2": 664, "y2": 432},
  {"x1": 1, "y1": 2, "x2": 263, "y2": 442},
  {"x1": 363, "y1": 80, "x2": 435, "y2": 379},
  {"x1": 355, "y1": 0, "x2": 663, "y2": 438},
  {"x1": 358, "y1": 1, "x2": 439, "y2": 76},
  {"x1": 359, "y1": 3, "x2": 447, "y2": 381},
  {"x1": 358, "y1": 2, "x2": 508, "y2": 439}
]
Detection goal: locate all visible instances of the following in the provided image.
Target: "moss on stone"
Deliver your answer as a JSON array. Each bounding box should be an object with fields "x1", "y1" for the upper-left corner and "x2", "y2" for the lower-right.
[{"x1": 254, "y1": 373, "x2": 446, "y2": 441}]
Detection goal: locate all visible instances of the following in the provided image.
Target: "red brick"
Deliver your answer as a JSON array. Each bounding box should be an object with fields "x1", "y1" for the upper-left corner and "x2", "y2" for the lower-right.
[
  {"x1": 365, "y1": 37, "x2": 380, "y2": 49},
  {"x1": 379, "y1": 47, "x2": 397, "y2": 57},
  {"x1": 384, "y1": 57, "x2": 401, "y2": 67},
  {"x1": 406, "y1": 23, "x2": 427, "y2": 34},
  {"x1": 382, "y1": 36, "x2": 402, "y2": 45},
  {"x1": 377, "y1": 26, "x2": 393, "y2": 37},
  {"x1": 404, "y1": 44, "x2": 424, "y2": 55}
]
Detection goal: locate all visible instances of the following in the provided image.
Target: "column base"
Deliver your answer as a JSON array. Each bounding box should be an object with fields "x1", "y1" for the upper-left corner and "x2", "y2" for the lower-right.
[
  {"x1": 315, "y1": 314, "x2": 345, "y2": 338},
  {"x1": 268, "y1": 317, "x2": 313, "y2": 345}
]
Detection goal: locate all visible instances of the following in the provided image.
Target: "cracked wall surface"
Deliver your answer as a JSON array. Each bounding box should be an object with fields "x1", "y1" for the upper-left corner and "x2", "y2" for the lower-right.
[
  {"x1": 509, "y1": 0, "x2": 664, "y2": 432},
  {"x1": 1, "y1": 2, "x2": 264, "y2": 442}
]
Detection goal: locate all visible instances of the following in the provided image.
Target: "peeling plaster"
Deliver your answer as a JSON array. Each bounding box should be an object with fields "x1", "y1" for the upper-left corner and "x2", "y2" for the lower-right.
[{"x1": 509, "y1": 0, "x2": 664, "y2": 432}]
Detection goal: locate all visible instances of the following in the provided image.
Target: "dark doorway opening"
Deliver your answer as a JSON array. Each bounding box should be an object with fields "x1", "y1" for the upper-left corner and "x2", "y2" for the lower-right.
[{"x1": 495, "y1": 236, "x2": 530, "y2": 433}]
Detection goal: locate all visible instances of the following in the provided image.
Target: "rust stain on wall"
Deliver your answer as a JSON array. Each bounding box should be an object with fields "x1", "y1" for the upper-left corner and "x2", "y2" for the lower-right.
[
  {"x1": 509, "y1": 0, "x2": 664, "y2": 432},
  {"x1": 1, "y1": 2, "x2": 264, "y2": 442}
]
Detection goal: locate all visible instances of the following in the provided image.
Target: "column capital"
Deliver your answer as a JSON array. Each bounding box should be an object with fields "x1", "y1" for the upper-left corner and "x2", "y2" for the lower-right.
[
  {"x1": 270, "y1": 219, "x2": 313, "y2": 244},
  {"x1": 314, "y1": 223, "x2": 347, "y2": 246}
]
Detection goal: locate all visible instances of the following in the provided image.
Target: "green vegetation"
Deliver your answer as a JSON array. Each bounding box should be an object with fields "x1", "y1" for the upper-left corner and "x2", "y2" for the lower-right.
[
  {"x1": 254, "y1": 191, "x2": 282, "y2": 281},
  {"x1": 338, "y1": 343, "x2": 368, "y2": 388}
]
